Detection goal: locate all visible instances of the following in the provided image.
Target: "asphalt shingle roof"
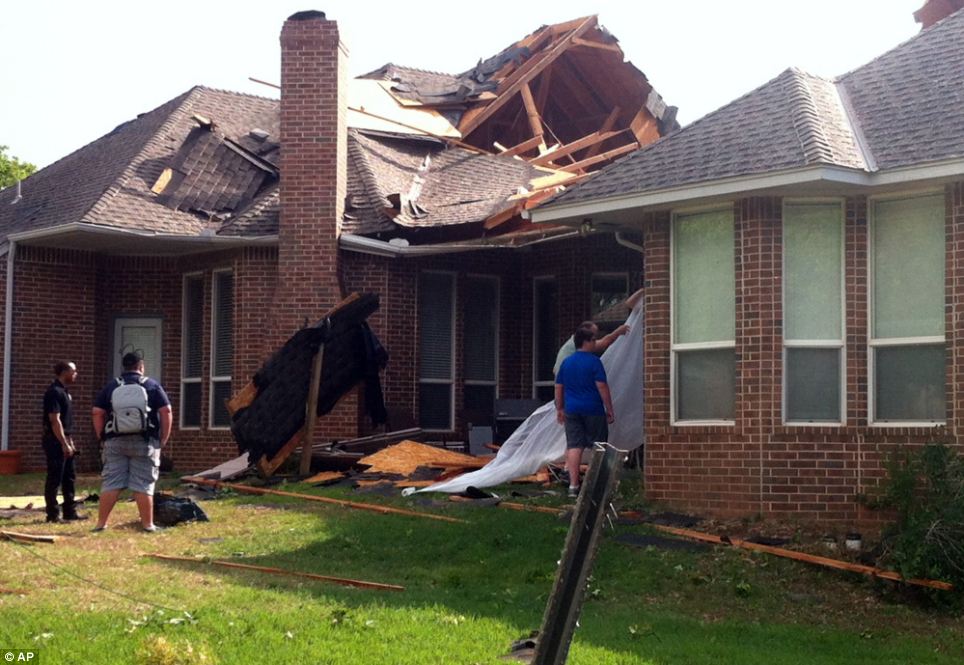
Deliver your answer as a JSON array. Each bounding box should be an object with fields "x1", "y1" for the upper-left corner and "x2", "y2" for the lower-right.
[
  {"x1": 548, "y1": 8, "x2": 964, "y2": 208},
  {"x1": 0, "y1": 86, "x2": 281, "y2": 241}
]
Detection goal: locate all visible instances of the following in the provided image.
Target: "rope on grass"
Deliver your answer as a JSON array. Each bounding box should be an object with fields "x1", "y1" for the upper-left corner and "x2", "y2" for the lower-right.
[{"x1": 2, "y1": 534, "x2": 185, "y2": 613}]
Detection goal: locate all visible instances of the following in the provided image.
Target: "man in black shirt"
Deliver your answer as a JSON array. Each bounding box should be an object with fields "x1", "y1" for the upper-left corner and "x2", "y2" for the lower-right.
[{"x1": 42, "y1": 361, "x2": 84, "y2": 522}]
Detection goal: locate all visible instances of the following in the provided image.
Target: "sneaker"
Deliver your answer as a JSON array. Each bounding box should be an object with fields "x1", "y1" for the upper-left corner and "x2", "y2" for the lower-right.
[
  {"x1": 45, "y1": 514, "x2": 62, "y2": 523},
  {"x1": 91, "y1": 525, "x2": 107, "y2": 533},
  {"x1": 142, "y1": 525, "x2": 164, "y2": 533},
  {"x1": 567, "y1": 486, "x2": 579, "y2": 499}
]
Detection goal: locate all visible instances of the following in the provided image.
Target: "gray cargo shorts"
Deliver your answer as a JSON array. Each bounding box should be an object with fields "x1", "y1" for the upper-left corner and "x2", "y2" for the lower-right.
[
  {"x1": 563, "y1": 413, "x2": 608, "y2": 449},
  {"x1": 101, "y1": 435, "x2": 161, "y2": 495}
]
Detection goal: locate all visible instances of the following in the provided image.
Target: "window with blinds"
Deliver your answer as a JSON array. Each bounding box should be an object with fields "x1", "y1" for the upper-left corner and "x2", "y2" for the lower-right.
[
  {"x1": 418, "y1": 272, "x2": 455, "y2": 430},
  {"x1": 870, "y1": 194, "x2": 946, "y2": 423},
  {"x1": 783, "y1": 202, "x2": 844, "y2": 423},
  {"x1": 463, "y1": 276, "x2": 498, "y2": 424},
  {"x1": 210, "y1": 270, "x2": 234, "y2": 429},
  {"x1": 181, "y1": 274, "x2": 204, "y2": 428},
  {"x1": 672, "y1": 209, "x2": 736, "y2": 422}
]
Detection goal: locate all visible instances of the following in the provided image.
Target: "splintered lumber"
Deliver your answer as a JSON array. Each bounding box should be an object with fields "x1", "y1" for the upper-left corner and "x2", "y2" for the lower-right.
[
  {"x1": 1, "y1": 530, "x2": 58, "y2": 544},
  {"x1": 499, "y1": 502, "x2": 570, "y2": 516},
  {"x1": 529, "y1": 129, "x2": 624, "y2": 166},
  {"x1": 499, "y1": 135, "x2": 546, "y2": 158},
  {"x1": 520, "y1": 82, "x2": 546, "y2": 152},
  {"x1": 146, "y1": 554, "x2": 403, "y2": 592},
  {"x1": 304, "y1": 471, "x2": 346, "y2": 485},
  {"x1": 358, "y1": 441, "x2": 483, "y2": 476},
  {"x1": 182, "y1": 477, "x2": 464, "y2": 524},
  {"x1": 648, "y1": 524, "x2": 954, "y2": 592},
  {"x1": 332, "y1": 428, "x2": 423, "y2": 454},
  {"x1": 560, "y1": 142, "x2": 639, "y2": 173}
]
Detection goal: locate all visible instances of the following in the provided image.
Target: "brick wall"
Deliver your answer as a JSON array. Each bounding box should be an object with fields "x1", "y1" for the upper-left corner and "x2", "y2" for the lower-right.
[{"x1": 643, "y1": 185, "x2": 964, "y2": 525}]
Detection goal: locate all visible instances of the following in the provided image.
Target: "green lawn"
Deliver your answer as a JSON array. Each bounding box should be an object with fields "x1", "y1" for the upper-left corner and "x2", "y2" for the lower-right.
[{"x1": 0, "y1": 472, "x2": 961, "y2": 665}]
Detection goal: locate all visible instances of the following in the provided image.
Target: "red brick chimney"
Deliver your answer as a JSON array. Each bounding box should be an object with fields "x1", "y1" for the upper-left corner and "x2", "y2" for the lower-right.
[
  {"x1": 277, "y1": 10, "x2": 347, "y2": 335},
  {"x1": 914, "y1": 0, "x2": 964, "y2": 29}
]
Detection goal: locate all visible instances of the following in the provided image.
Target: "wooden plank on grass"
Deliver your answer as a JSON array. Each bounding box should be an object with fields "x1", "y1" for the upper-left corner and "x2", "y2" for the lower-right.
[
  {"x1": 146, "y1": 554, "x2": 403, "y2": 592},
  {"x1": 182, "y1": 477, "x2": 465, "y2": 524},
  {"x1": 647, "y1": 524, "x2": 954, "y2": 591},
  {"x1": 1, "y1": 530, "x2": 57, "y2": 543}
]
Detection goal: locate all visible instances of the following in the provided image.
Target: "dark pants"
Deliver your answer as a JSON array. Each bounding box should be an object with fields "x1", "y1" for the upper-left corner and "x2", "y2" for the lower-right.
[{"x1": 42, "y1": 438, "x2": 76, "y2": 519}]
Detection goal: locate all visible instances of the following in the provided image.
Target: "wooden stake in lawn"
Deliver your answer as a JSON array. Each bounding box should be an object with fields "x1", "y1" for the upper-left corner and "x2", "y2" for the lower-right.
[
  {"x1": 532, "y1": 445, "x2": 623, "y2": 665},
  {"x1": 300, "y1": 342, "x2": 326, "y2": 476},
  {"x1": 0, "y1": 530, "x2": 58, "y2": 544}
]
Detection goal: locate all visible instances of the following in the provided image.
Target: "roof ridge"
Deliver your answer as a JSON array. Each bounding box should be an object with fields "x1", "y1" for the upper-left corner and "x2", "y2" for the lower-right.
[
  {"x1": 358, "y1": 62, "x2": 458, "y2": 80},
  {"x1": 783, "y1": 68, "x2": 837, "y2": 165},
  {"x1": 81, "y1": 86, "x2": 205, "y2": 226},
  {"x1": 193, "y1": 84, "x2": 279, "y2": 103}
]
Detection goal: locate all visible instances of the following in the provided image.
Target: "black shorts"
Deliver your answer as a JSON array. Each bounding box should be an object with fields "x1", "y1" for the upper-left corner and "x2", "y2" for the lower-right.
[{"x1": 563, "y1": 413, "x2": 608, "y2": 449}]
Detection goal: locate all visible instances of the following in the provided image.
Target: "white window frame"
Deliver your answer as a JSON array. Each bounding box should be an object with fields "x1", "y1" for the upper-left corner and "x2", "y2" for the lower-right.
[
  {"x1": 670, "y1": 205, "x2": 736, "y2": 426},
  {"x1": 463, "y1": 274, "x2": 500, "y2": 402},
  {"x1": 180, "y1": 272, "x2": 204, "y2": 430},
  {"x1": 209, "y1": 268, "x2": 234, "y2": 430},
  {"x1": 867, "y1": 190, "x2": 946, "y2": 427},
  {"x1": 782, "y1": 199, "x2": 846, "y2": 426},
  {"x1": 418, "y1": 270, "x2": 456, "y2": 432},
  {"x1": 532, "y1": 275, "x2": 558, "y2": 400},
  {"x1": 590, "y1": 272, "x2": 629, "y2": 317}
]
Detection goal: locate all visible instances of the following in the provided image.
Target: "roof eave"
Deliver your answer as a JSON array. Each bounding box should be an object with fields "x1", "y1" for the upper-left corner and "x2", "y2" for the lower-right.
[{"x1": 531, "y1": 158, "x2": 964, "y2": 224}]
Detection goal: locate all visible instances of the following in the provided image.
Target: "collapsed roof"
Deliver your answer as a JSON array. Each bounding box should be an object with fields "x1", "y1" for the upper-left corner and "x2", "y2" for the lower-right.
[{"x1": 0, "y1": 15, "x2": 678, "y2": 249}]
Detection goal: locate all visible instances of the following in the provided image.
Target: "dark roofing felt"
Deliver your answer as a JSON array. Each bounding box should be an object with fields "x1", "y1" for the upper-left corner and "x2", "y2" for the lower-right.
[
  {"x1": 0, "y1": 86, "x2": 280, "y2": 241},
  {"x1": 548, "y1": 8, "x2": 964, "y2": 207}
]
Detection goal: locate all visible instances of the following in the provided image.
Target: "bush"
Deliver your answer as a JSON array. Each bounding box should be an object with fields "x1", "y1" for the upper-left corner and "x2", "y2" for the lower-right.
[{"x1": 867, "y1": 443, "x2": 964, "y2": 603}]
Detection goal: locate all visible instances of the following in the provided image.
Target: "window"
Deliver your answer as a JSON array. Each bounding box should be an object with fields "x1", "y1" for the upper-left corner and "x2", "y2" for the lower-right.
[
  {"x1": 591, "y1": 273, "x2": 628, "y2": 318},
  {"x1": 783, "y1": 202, "x2": 844, "y2": 423},
  {"x1": 181, "y1": 274, "x2": 204, "y2": 429},
  {"x1": 419, "y1": 272, "x2": 455, "y2": 430},
  {"x1": 210, "y1": 270, "x2": 234, "y2": 429},
  {"x1": 870, "y1": 194, "x2": 945, "y2": 423},
  {"x1": 463, "y1": 276, "x2": 499, "y2": 425},
  {"x1": 532, "y1": 277, "x2": 558, "y2": 402},
  {"x1": 672, "y1": 209, "x2": 735, "y2": 422}
]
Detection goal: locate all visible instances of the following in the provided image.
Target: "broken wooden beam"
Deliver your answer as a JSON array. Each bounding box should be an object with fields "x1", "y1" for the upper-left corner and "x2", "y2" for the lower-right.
[
  {"x1": 459, "y1": 16, "x2": 598, "y2": 137},
  {"x1": 559, "y1": 141, "x2": 638, "y2": 173},
  {"x1": 498, "y1": 135, "x2": 546, "y2": 158},
  {"x1": 146, "y1": 554, "x2": 404, "y2": 592},
  {"x1": 647, "y1": 523, "x2": 954, "y2": 592},
  {"x1": 300, "y1": 342, "x2": 326, "y2": 475},
  {"x1": 571, "y1": 36, "x2": 622, "y2": 54},
  {"x1": 0, "y1": 530, "x2": 57, "y2": 544},
  {"x1": 583, "y1": 106, "x2": 622, "y2": 160},
  {"x1": 182, "y1": 477, "x2": 465, "y2": 524},
  {"x1": 520, "y1": 82, "x2": 547, "y2": 153},
  {"x1": 529, "y1": 129, "x2": 626, "y2": 166}
]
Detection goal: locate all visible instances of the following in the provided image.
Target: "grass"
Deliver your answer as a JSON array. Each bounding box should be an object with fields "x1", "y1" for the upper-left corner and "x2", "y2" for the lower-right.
[{"x1": 0, "y1": 471, "x2": 961, "y2": 664}]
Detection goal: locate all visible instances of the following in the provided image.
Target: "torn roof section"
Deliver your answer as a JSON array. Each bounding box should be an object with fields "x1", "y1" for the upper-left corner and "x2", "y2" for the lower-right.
[{"x1": 1, "y1": 14, "x2": 678, "y2": 249}]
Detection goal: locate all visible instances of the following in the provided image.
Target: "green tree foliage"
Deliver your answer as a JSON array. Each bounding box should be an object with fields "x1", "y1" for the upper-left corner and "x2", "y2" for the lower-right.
[{"x1": 0, "y1": 145, "x2": 37, "y2": 190}]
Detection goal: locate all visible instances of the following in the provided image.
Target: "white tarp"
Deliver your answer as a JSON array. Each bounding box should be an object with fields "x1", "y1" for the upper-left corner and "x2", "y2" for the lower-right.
[{"x1": 416, "y1": 304, "x2": 644, "y2": 494}]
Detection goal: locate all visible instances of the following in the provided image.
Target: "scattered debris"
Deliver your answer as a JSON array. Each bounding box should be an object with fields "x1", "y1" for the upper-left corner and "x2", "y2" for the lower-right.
[
  {"x1": 304, "y1": 471, "x2": 346, "y2": 486},
  {"x1": 647, "y1": 523, "x2": 954, "y2": 592},
  {"x1": 182, "y1": 477, "x2": 465, "y2": 524},
  {"x1": 1, "y1": 530, "x2": 58, "y2": 544},
  {"x1": 358, "y1": 440, "x2": 485, "y2": 476},
  {"x1": 185, "y1": 453, "x2": 251, "y2": 482},
  {"x1": 146, "y1": 554, "x2": 403, "y2": 592}
]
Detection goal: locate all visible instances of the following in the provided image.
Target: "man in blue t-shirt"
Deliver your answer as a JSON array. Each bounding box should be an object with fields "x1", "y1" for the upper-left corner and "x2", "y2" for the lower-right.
[
  {"x1": 554, "y1": 322, "x2": 615, "y2": 498},
  {"x1": 91, "y1": 351, "x2": 172, "y2": 532}
]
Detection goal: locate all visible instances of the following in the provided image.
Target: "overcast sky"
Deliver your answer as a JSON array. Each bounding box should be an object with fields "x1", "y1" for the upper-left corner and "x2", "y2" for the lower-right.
[{"x1": 2, "y1": 0, "x2": 924, "y2": 169}]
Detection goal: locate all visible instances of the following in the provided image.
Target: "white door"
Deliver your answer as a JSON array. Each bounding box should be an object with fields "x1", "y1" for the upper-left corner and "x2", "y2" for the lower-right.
[{"x1": 113, "y1": 318, "x2": 162, "y2": 383}]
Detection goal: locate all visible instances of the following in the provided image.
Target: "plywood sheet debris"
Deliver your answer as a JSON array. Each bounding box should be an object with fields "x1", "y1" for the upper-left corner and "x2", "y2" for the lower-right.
[{"x1": 358, "y1": 440, "x2": 483, "y2": 476}]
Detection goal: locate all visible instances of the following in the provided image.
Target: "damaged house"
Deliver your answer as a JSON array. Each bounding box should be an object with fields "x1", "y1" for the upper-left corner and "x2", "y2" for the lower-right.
[
  {"x1": 533, "y1": 2, "x2": 964, "y2": 522},
  {"x1": 0, "y1": 13, "x2": 675, "y2": 474}
]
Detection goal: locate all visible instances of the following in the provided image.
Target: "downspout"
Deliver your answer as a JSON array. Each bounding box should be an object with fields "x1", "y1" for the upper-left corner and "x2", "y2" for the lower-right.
[
  {"x1": 2, "y1": 240, "x2": 14, "y2": 451},
  {"x1": 614, "y1": 231, "x2": 644, "y2": 254}
]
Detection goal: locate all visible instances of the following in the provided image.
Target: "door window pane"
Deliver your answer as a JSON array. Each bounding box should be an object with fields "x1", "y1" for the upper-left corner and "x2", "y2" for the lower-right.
[
  {"x1": 784, "y1": 204, "x2": 842, "y2": 340},
  {"x1": 786, "y1": 348, "x2": 840, "y2": 421},
  {"x1": 183, "y1": 276, "x2": 204, "y2": 378},
  {"x1": 213, "y1": 272, "x2": 234, "y2": 377},
  {"x1": 419, "y1": 273, "x2": 454, "y2": 380},
  {"x1": 182, "y1": 383, "x2": 202, "y2": 428},
  {"x1": 591, "y1": 274, "x2": 628, "y2": 318},
  {"x1": 464, "y1": 277, "x2": 497, "y2": 382},
  {"x1": 873, "y1": 195, "x2": 944, "y2": 339},
  {"x1": 464, "y1": 384, "x2": 496, "y2": 425},
  {"x1": 875, "y1": 345, "x2": 945, "y2": 421},
  {"x1": 211, "y1": 381, "x2": 233, "y2": 428},
  {"x1": 533, "y1": 279, "x2": 558, "y2": 383},
  {"x1": 677, "y1": 348, "x2": 735, "y2": 420},
  {"x1": 674, "y1": 210, "x2": 735, "y2": 344}
]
